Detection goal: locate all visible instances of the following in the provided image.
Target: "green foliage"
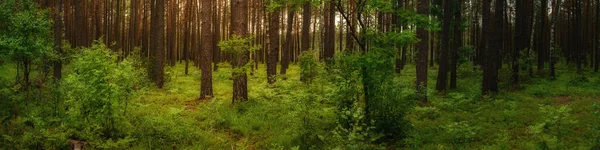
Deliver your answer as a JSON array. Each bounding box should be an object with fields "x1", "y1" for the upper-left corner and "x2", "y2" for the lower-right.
[
  {"x1": 331, "y1": 106, "x2": 384, "y2": 150},
  {"x1": 218, "y1": 35, "x2": 260, "y2": 55},
  {"x1": 457, "y1": 46, "x2": 474, "y2": 66},
  {"x1": 0, "y1": 0, "x2": 54, "y2": 63},
  {"x1": 591, "y1": 103, "x2": 600, "y2": 149},
  {"x1": 60, "y1": 41, "x2": 140, "y2": 148},
  {"x1": 528, "y1": 105, "x2": 578, "y2": 149},
  {"x1": 299, "y1": 50, "x2": 322, "y2": 83},
  {"x1": 329, "y1": 29, "x2": 418, "y2": 145}
]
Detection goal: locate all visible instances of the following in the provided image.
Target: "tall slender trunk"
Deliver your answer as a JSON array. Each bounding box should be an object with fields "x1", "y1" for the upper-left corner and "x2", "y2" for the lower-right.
[
  {"x1": 416, "y1": 0, "x2": 429, "y2": 103},
  {"x1": 53, "y1": 0, "x2": 63, "y2": 80},
  {"x1": 281, "y1": 7, "x2": 295, "y2": 75},
  {"x1": 550, "y1": 0, "x2": 563, "y2": 78},
  {"x1": 302, "y1": 3, "x2": 311, "y2": 52},
  {"x1": 436, "y1": 0, "x2": 452, "y2": 92},
  {"x1": 200, "y1": 0, "x2": 214, "y2": 99},
  {"x1": 596, "y1": 0, "x2": 600, "y2": 72},
  {"x1": 267, "y1": 5, "x2": 281, "y2": 83},
  {"x1": 151, "y1": 0, "x2": 165, "y2": 88},
  {"x1": 450, "y1": 0, "x2": 462, "y2": 89}
]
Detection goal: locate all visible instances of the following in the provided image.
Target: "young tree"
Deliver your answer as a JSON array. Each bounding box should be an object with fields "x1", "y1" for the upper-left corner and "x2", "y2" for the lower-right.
[
  {"x1": 200, "y1": 0, "x2": 214, "y2": 99},
  {"x1": 267, "y1": 2, "x2": 281, "y2": 84},
  {"x1": 416, "y1": 0, "x2": 430, "y2": 103},
  {"x1": 150, "y1": 0, "x2": 165, "y2": 88}
]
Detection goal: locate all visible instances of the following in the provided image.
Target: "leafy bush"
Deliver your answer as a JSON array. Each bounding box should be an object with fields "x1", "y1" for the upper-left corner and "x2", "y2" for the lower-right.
[
  {"x1": 59, "y1": 41, "x2": 140, "y2": 148},
  {"x1": 528, "y1": 105, "x2": 578, "y2": 149}
]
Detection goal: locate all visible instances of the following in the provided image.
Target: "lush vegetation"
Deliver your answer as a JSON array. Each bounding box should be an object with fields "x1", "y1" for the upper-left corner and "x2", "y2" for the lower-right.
[
  {"x1": 2, "y1": 0, "x2": 600, "y2": 149},
  {"x1": 2, "y1": 41, "x2": 600, "y2": 149}
]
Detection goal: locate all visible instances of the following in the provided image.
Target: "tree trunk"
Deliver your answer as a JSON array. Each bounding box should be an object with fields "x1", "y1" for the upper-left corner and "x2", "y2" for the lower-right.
[
  {"x1": 323, "y1": 2, "x2": 336, "y2": 63},
  {"x1": 549, "y1": 0, "x2": 563, "y2": 78},
  {"x1": 281, "y1": 7, "x2": 295, "y2": 75},
  {"x1": 53, "y1": 0, "x2": 63, "y2": 80},
  {"x1": 436, "y1": 0, "x2": 452, "y2": 92},
  {"x1": 231, "y1": 0, "x2": 249, "y2": 102},
  {"x1": 302, "y1": 3, "x2": 311, "y2": 52},
  {"x1": 596, "y1": 0, "x2": 600, "y2": 72},
  {"x1": 416, "y1": 0, "x2": 429, "y2": 103},
  {"x1": 200, "y1": 0, "x2": 214, "y2": 99},
  {"x1": 267, "y1": 5, "x2": 281, "y2": 84},
  {"x1": 483, "y1": 0, "x2": 502, "y2": 94},
  {"x1": 151, "y1": 0, "x2": 165, "y2": 88},
  {"x1": 450, "y1": 0, "x2": 462, "y2": 89},
  {"x1": 183, "y1": 0, "x2": 191, "y2": 75}
]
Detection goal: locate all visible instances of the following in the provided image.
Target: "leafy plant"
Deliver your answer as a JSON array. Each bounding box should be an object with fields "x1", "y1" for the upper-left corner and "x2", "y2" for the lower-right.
[
  {"x1": 528, "y1": 105, "x2": 577, "y2": 149},
  {"x1": 60, "y1": 41, "x2": 142, "y2": 148}
]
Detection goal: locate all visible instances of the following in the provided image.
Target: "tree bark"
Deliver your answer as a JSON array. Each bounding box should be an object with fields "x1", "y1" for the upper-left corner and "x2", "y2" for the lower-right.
[
  {"x1": 281, "y1": 7, "x2": 295, "y2": 75},
  {"x1": 416, "y1": 0, "x2": 429, "y2": 103},
  {"x1": 436, "y1": 0, "x2": 452, "y2": 92},
  {"x1": 53, "y1": 0, "x2": 63, "y2": 80},
  {"x1": 267, "y1": 4, "x2": 281, "y2": 84},
  {"x1": 302, "y1": 2, "x2": 311, "y2": 52},
  {"x1": 200, "y1": 0, "x2": 214, "y2": 99},
  {"x1": 596, "y1": 0, "x2": 600, "y2": 72},
  {"x1": 483, "y1": 0, "x2": 502, "y2": 94},
  {"x1": 450, "y1": 0, "x2": 462, "y2": 89},
  {"x1": 323, "y1": 2, "x2": 336, "y2": 63},
  {"x1": 151, "y1": 0, "x2": 165, "y2": 88},
  {"x1": 231, "y1": 0, "x2": 249, "y2": 102}
]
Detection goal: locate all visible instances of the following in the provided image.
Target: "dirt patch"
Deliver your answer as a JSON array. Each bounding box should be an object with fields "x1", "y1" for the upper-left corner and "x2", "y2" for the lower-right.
[
  {"x1": 184, "y1": 100, "x2": 199, "y2": 111},
  {"x1": 552, "y1": 96, "x2": 572, "y2": 105}
]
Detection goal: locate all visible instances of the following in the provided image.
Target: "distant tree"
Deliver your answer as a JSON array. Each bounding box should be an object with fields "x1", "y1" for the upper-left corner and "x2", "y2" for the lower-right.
[
  {"x1": 324, "y1": 1, "x2": 336, "y2": 63},
  {"x1": 267, "y1": 1, "x2": 281, "y2": 84},
  {"x1": 281, "y1": 6, "x2": 295, "y2": 75},
  {"x1": 596, "y1": 0, "x2": 599, "y2": 72},
  {"x1": 302, "y1": 2, "x2": 312, "y2": 52},
  {"x1": 53, "y1": 0, "x2": 64, "y2": 80}
]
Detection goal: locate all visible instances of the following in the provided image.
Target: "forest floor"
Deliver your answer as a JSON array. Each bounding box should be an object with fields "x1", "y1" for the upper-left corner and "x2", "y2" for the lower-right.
[
  {"x1": 3, "y1": 62, "x2": 599, "y2": 149},
  {"x1": 126, "y1": 63, "x2": 600, "y2": 149}
]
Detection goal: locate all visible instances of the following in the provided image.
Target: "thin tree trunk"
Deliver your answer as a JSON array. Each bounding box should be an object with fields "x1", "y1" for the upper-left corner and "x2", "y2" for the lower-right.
[
  {"x1": 416, "y1": 0, "x2": 429, "y2": 103},
  {"x1": 267, "y1": 4, "x2": 281, "y2": 83}
]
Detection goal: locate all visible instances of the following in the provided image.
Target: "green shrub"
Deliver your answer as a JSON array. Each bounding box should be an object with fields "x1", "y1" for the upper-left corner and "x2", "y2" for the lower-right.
[{"x1": 59, "y1": 41, "x2": 141, "y2": 148}]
